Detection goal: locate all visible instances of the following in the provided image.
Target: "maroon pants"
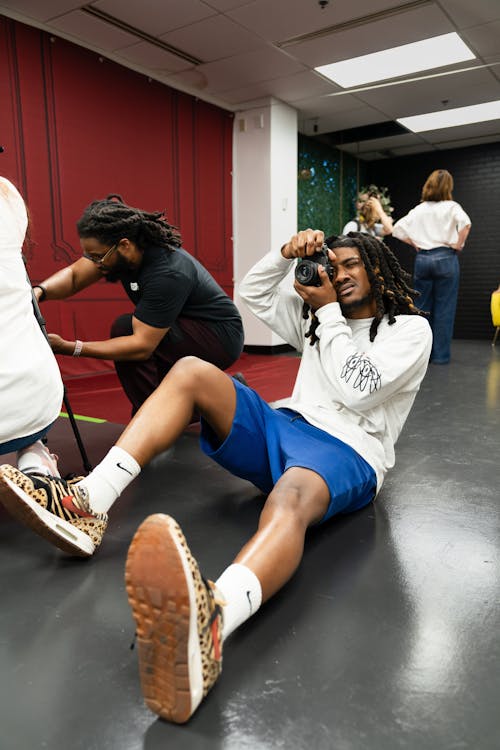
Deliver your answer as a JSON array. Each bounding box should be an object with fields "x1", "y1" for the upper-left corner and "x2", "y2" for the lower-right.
[{"x1": 111, "y1": 314, "x2": 237, "y2": 416}]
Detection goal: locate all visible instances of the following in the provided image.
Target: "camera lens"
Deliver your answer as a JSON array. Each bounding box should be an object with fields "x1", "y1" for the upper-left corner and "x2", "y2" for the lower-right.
[{"x1": 295, "y1": 260, "x2": 318, "y2": 286}]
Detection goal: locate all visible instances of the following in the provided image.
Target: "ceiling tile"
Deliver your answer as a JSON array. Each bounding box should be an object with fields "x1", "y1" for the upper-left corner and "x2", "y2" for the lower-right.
[
  {"x1": 462, "y1": 20, "x2": 500, "y2": 58},
  {"x1": 160, "y1": 14, "x2": 263, "y2": 62},
  {"x1": 295, "y1": 92, "x2": 371, "y2": 117},
  {"x1": 0, "y1": 0, "x2": 82, "y2": 21},
  {"x1": 438, "y1": 0, "x2": 500, "y2": 28},
  {"x1": 196, "y1": 45, "x2": 306, "y2": 93},
  {"x1": 220, "y1": 70, "x2": 335, "y2": 106}
]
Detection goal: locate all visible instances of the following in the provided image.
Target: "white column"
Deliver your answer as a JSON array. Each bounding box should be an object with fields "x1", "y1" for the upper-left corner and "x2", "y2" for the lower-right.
[{"x1": 232, "y1": 97, "x2": 298, "y2": 347}]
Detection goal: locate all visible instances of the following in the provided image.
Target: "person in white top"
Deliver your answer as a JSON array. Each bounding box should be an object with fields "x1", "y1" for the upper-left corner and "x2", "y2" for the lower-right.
[
  {"x1": 342, "y1": 186, "x2": 394, "y2": 238},
  {"x1": 0, "y1": 229, "x2": 431, "y2": 724},
  {"x1": 392, "y1": 169, "x2": 471, "y2": 364},
  {"x1": 0, "y1": 176, "x2": 63, "y2": 475}
]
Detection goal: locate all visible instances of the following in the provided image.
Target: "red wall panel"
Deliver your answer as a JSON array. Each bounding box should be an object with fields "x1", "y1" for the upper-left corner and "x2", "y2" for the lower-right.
[{"x1": 0, "y1": 16, "x2": 234, "y2": 376}]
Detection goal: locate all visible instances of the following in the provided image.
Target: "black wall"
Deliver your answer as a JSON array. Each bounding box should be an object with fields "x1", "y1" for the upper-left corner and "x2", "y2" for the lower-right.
[{"x1": 369, "y1": 142, "x2": 500, "y2": 341}]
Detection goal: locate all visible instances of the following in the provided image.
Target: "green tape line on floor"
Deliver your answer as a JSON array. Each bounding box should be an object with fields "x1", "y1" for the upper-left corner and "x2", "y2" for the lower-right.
[{"x1": 59, "y1": 411, "x2": 107, "y2": 424}]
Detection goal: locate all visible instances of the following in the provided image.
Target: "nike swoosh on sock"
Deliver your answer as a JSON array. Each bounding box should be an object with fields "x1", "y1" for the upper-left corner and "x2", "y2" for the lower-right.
[
  {"x1": 246, "y1": 590, "x2": 254, "y2": 615},
  {"x1": 116, "y1": 462, "x2": 133, "y2": 476}
]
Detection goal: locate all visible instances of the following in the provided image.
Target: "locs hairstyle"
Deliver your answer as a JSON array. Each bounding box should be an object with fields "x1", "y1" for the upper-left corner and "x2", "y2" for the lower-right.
[
  {"x1": 76, "y1": 194, "x2": 181, "y2": 251},
  {"x1": 302, "y1": 232, "x2": 422, "y2": 346}
]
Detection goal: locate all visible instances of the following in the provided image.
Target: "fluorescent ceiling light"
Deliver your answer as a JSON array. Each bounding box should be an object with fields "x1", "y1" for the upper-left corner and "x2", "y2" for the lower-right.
[
  {"x1": 398, "y1": 100, "x2": 500, "y2": 132},
  {"x1": 315, "y1": 32, "x2": 475, "y2": 88}
]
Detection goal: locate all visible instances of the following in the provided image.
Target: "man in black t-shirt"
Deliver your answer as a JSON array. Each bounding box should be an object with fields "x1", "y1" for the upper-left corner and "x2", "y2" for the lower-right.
[{"x1": 34, "y1": 195, "x2": 244, "y2": 414}]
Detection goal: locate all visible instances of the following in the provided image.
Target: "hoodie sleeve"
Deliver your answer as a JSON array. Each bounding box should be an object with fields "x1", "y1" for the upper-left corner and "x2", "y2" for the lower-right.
[{"x1": 239, "y1": 251, "x2": 308, "y2": 352}]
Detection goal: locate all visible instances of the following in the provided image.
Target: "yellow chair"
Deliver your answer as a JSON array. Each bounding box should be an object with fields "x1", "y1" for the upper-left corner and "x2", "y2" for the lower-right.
[{"x1": 491, "y1": 285, "x2": 500, "y2": 347}]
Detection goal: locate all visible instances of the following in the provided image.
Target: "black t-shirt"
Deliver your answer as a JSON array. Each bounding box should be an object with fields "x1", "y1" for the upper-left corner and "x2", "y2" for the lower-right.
[{"x1": 118, "y1": 246, "x2": 244, "y2": 359}]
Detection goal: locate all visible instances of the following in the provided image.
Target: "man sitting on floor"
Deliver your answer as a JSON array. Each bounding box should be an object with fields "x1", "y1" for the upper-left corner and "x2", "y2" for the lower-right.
[{"x1": 0, "y1": 229, "x2": 431, "y2": 723}]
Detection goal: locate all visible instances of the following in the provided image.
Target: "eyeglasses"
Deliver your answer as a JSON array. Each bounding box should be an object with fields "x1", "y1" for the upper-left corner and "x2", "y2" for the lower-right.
[{"x1": 82, "y1": 242, "x2": 119, "y2": 266}]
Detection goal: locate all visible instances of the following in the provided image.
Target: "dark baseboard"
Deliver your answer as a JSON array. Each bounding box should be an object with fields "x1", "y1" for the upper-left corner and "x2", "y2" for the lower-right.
[{"x1": 243, "y1": 344, "x2": 296, "y2": 355}]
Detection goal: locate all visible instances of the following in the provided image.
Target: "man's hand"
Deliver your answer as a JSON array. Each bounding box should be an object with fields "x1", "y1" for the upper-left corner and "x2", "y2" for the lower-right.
[
  {"x1": 33, "y1": 287, "x2": 45, "y2": 304},
  {"x1": 47, "y1": 333, "x2": 74, "y2": 355},
  {"x1": 293, "y1": 250, "x2": 338, "y2": 309},
  {"x1": 281, "y1": 228, "x2": 325, "y2": 259}
]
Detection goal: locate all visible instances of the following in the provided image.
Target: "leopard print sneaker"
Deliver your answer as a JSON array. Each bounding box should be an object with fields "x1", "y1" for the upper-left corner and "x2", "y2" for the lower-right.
[
  {"x1": 0, "y1": 464, "x2": 107, "y2": 557},
  {"x1": 125, "y1": 513, "x2": 224, "y2": 724}
]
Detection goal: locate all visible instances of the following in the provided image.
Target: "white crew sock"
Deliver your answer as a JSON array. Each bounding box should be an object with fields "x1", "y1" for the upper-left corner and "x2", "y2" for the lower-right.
[
  {"x1": 17, "y1": 440, "x2": 60, "y2": 477},
  {"x1": 215, "y1": 563, "x2": 263, "y2": 641},
  {"x1": 76, "y1": 446, "x2": 141, "y2": 514}
]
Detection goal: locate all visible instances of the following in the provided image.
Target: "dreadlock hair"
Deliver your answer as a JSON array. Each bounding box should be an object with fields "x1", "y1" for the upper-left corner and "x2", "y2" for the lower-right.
[
  {"x1": 303, "y1": 231, "x2": 422, "y2": 346},
  {"x1": 76, "y1": 194, "x2": 181, "y2": 251}
]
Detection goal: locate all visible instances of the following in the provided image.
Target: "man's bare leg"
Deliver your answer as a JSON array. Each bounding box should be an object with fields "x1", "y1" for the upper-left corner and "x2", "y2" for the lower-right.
[
  {"x1": 212, "y1": 466, "x2": 329, "y2": 643},
  {"x1": 73, "y1": 356, "x2": 237, "y2": 514},
  {"x1": 116, "y1": 356, "x2": 237, "y2": 466},
  {"x1": 233, "y1": 466, "x2": 330, "y2": 601}
]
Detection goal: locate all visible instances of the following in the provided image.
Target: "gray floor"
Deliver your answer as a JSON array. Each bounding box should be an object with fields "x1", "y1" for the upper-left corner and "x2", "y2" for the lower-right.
[{"x1": 0, "y1": 340, "x2": 499, "y2": 750}]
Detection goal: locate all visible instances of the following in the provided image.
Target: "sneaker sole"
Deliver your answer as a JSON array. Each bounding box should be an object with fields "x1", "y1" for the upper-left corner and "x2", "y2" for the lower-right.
[
  {"x1": 0, "y1": 473, "x2": 95, "y2": 557},
  {"x1": 125, "y1": 514, "x2": 204, "y2": 723}
]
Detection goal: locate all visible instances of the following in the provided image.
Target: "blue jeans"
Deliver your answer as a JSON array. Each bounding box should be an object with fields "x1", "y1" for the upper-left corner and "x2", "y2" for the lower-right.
[{"x1": 413, "y1": 246, "x2": 459, "y2": 363}]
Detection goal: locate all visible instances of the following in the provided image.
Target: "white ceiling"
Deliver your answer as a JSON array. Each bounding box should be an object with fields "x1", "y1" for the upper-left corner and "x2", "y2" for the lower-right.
[{"x1": 2, "y1": 0, "x2": 500, "y2": 160}]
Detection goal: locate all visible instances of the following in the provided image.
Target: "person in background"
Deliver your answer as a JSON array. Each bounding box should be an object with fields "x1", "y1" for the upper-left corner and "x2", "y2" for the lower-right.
[
  {"x1": 33, "y1": 195, "x2": 244, "y2": 415},
  {"x1": 0, "y1": 229, "x2": 431, "y2": 723},
  {"x1": 392, "y1": 169, "x2": 471, "y2": 364},
  {"x1": 0, "y1": 176, "x2": 63, "y2": 475},
  {"x1": 342, "y1": 184, "x2": 394, "y2": 238}
]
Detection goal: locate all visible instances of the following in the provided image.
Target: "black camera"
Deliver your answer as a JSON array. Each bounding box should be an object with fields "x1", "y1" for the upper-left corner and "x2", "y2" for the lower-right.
[{"x1": 294, "y1": 244, "x2": 334, "y2": 287}]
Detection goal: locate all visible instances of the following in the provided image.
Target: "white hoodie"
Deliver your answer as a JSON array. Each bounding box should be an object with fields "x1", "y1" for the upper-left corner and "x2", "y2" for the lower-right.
[
  {"x1": 239, "y1": 250, "x2": 432, "y2": 491},
  {"x1": 0, "y1": 177, "x2": 63, "y2": 445}
]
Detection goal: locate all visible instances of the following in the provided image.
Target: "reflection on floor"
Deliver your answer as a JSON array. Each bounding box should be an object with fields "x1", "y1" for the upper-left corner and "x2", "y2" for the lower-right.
[{"x1": 0, "y1": 340, "x2": 499, "y2": 750}]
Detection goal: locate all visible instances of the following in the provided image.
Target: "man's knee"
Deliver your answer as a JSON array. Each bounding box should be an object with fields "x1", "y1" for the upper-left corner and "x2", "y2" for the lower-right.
[
  {"x1": 165, "y1": 356, "x2": 212, "y2": 385},
  {"x1": 267, "y1": 469, "x2": 329, "y2": 526},
  {"x1": 163, "y1": 357, "x2": 230, "y2": 403},
  {"x1": 110, "y1": 314, "x2": 133, "y2": 339}
]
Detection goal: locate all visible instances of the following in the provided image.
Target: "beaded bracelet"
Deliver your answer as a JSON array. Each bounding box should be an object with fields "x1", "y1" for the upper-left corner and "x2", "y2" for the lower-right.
[{"x1": 73, "y1": 340, "x2": 83, "y2": 357}]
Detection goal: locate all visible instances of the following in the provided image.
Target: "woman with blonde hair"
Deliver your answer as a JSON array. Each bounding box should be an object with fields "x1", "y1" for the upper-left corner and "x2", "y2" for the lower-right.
[
  {"x1": 392, "y1": 169, "x2": 471, "y2": 364},
  {"x1": 342, "y1": 185, "x2": 394, "y2": 238}
]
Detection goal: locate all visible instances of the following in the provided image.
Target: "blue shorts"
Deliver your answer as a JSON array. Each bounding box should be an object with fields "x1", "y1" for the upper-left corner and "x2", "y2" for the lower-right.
[
  {"x1": 200, "y1": 380, "x2": 377, "y2": 522},
  {"x1": 0, "y1": 421, "x2": 55, "y2": 456}
]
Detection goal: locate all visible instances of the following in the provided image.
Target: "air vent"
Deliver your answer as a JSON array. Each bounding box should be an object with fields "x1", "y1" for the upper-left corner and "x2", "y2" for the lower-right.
[
  {"x1": 81, "y1": 5, "x2": 203, "y2": 66},
  {"x1": 276, "y1": 0, "x2": 432, "y2": 48}
]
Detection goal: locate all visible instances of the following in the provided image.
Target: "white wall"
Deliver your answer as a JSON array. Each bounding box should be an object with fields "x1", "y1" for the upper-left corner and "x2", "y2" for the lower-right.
[{"x1": 232, "y1": 97, "x2": 298, "y2": 347}]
